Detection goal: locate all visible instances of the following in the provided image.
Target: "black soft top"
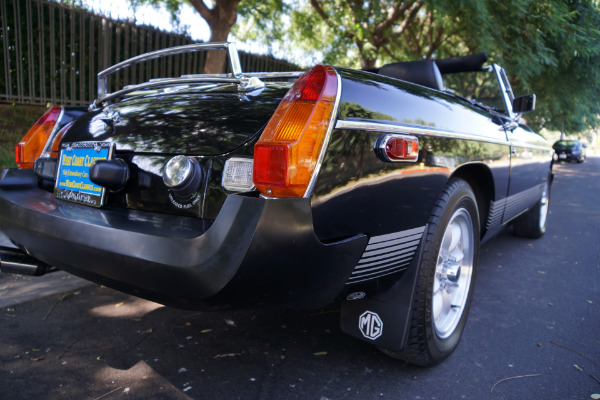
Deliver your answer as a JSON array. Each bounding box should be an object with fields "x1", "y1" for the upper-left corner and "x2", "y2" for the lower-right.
[
  {"x1": 372, "y1": 53, "x2": 489, "y2": 91},
  {"x1": 434, "y1": 53, "x2": 489, "y2": 74}
]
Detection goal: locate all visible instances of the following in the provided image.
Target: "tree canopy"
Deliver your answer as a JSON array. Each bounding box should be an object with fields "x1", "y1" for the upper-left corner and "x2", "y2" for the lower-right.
[
  {"x1": 272, "y1": 0, "x2": 600, "y2": 135},
  {"x1": 131, "y1": 0, "x2": 284, "y2": 73}
]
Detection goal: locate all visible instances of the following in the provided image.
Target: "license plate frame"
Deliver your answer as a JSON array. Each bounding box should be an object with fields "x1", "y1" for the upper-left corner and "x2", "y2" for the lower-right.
[{"x1": 54, "y1": 142, "x2": 114, "y2": 207}]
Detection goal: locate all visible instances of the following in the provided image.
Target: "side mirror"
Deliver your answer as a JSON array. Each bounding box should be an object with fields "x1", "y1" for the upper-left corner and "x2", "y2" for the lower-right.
[{"x1": 512, "y1": 94, "x2": 536, "y2": 114}]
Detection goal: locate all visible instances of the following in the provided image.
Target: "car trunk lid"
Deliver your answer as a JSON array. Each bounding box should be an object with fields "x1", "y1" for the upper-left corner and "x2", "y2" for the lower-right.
[{"x1": 62, "y1": 85, "x2": 288, "y2": 155}]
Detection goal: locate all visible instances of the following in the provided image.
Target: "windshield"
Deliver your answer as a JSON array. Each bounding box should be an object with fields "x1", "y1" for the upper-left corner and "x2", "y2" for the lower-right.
[{"x1": 443, "y1": 69, "x2": 506, "y2": 114}]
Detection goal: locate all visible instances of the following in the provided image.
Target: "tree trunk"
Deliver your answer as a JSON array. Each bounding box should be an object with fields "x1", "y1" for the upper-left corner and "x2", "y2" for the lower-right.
[
  {"x1": 189, "y1": 0, "x2": 241, "y2": 74},
  {"x1": 204, "y1": 27, "x2": 231, "y2": 74}
]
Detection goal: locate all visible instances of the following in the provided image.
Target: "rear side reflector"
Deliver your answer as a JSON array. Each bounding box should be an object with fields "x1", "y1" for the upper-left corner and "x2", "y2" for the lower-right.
[
  {"x1": 253, "y1": 65, "x2": 339, "y2": 198},
  {"x1": 15, "y1": 106, "x2": 63, "y2": 169},
  {"x1": 375, "y1": 134, "x2": 419, "y2": 162}
]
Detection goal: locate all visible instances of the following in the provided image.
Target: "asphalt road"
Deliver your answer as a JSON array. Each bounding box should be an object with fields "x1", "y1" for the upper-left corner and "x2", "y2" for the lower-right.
[{"x1": 1, "y1": 157, "x2": 599, "y2": 400}]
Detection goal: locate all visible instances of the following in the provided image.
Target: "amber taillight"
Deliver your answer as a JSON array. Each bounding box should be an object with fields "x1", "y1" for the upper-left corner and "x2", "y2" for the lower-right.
[
  {"x1": 15, "y1": 106, "x2": 63, "y2": 169},
  {"x1": 253, "y1": 65, "x2": 339, "y2": 198}
]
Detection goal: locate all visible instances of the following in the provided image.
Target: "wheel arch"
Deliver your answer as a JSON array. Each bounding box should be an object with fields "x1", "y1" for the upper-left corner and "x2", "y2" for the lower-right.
[{"x1": 450, "y1": 163, "x2": 494, "y2": 238}]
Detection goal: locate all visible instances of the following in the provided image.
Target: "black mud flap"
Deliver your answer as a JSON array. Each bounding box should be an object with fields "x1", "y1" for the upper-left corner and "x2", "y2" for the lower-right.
[{"x1": 340, "y1": 226, "x2": 428, "y2": 352}]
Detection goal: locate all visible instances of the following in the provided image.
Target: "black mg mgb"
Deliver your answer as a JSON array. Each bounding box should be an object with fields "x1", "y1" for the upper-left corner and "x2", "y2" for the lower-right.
[{"x1": 0, "y1": 43, "x2": 552, "y2": 366}]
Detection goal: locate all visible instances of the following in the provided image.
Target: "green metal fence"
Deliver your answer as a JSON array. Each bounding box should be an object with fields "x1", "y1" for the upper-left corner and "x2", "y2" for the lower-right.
[{"x1": 0, "y1": 0, "x2": 298, "y2": 106}]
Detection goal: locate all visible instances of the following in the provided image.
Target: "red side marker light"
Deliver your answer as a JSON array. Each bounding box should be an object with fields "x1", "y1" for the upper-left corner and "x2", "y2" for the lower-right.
[{"x1": 375, "y1": 134, "x2": 419, "y2": 162}]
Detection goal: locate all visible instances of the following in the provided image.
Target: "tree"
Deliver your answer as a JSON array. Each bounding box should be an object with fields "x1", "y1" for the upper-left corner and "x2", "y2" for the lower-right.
[
  {"x1": 514, "y1": 0, "x2": 600, "y2": 135},
  {"x1": 280, "y1": 0, "x2": 600, "y2": 136},
  {"x1": 132, "y1": 0, "x2": 284, "y2": 73}
]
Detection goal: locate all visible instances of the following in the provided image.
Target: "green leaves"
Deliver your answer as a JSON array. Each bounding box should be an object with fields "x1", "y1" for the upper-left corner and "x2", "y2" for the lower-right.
[
  {"x1": 279, "y1": 0, "x2": 600, "y2": 136},
  {"x1": 130, "y1": 0, "x2": 600, "y2": 136}
]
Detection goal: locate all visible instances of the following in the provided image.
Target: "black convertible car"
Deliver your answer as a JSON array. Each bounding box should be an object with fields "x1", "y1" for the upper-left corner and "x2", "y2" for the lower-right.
[
  {"x1": 0, "y1": 43, "x2": 552, "y2": 366},
  {"x1": 552, "y1": 139, "x2": 586, "y2": 163}
]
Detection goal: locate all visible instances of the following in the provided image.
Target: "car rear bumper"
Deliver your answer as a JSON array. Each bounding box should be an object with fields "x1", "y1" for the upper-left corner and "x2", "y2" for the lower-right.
[{"x1": 0, "y1": 168, "x2": 368, "y2": 309}]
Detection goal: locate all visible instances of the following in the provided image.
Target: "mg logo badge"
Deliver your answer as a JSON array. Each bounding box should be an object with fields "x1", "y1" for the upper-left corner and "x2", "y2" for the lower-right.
[{"x1": 358, "y1": 311, "x2": 383, "y2": 340}]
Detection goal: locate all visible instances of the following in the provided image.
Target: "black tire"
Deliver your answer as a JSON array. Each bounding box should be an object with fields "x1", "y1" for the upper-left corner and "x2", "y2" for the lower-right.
[
  {"x1": 513, "y1": 179, "x2": 550, "y2": 239},
  {"x1": 382, "y1": 178, "x2": 480, "y2": 366}
]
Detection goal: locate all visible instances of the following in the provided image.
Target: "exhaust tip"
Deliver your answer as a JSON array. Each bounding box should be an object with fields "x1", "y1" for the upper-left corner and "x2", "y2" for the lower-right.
[{"x1": 0, "y1": 246, "x2": 53, "y2": 276}]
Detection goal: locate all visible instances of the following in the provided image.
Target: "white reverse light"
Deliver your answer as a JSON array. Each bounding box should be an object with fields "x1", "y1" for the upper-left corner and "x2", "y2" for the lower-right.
[{"x1": 222, "y1": 157, "x2": 254, "y2": 192}]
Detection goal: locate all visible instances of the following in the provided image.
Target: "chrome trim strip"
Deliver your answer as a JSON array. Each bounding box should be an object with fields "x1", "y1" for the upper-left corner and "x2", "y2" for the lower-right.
[
  {"x1": 355, "y1": 250, "x2": 417, "y2": 272},
  {"x1": 509, "y1": 140, "x2": 554, "y2": 152},
  {"x1": 362, "y1": 236, "x2": 421, "y2": 254},
  {"x1": 245, "y1": 72, "x2": 304, "y2": 79},
  {"x1": 348, "y1": 265, "x2": 411, "y2": 283},
  {"x1": 354, "y1": 256, "x2": 412, "y2": 276},
  {"x1": 368, "y1": 226, "x2": 425, "y2": 244},
  {"x1": 361, "y1": 242, "x2": 419, "y2": 260},
  {"x1": 92, "y1": 78, "x2": 240, "y2": 109},
  {"x1": 348, "y1": 226, "x2": 425, "y2": 284},
  {"x1": 181, "y1": 72, "x2": 303, "y2": 80},
  {"x1": 40, "y1": 107, "x2": 65, "y2": 158},
  {"x1": 337, "y1": 120, "x2": 550, "y2": 152},
  {"x1": 335, "y1": 120, "x2": 510, "y2": 147},
  {"x1": 486, "y1": 183, "x2": 544, "y2": 229},
  {"x1": 303, "y1": 69, "x2": 343, "y2": 198}
]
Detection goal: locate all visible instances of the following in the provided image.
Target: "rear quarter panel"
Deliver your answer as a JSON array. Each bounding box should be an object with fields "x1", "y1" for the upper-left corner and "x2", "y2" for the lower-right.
[{"x1": 311, "y1": 68, "x2": 517, "y2": 242}]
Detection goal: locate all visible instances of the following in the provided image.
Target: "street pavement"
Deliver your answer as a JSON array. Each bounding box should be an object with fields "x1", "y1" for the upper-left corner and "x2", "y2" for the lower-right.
[
  {"x1": 0, "y1": 232, "x2": 90, "y2": 308},
  {"x1": 0, "y1": 157, "x2": 599, "y2": 400}
]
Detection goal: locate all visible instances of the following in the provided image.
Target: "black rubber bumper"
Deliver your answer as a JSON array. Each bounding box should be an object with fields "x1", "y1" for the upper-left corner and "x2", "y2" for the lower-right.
[{"x1": 0, "y1": 169, "x2": 368, "y2": 309}]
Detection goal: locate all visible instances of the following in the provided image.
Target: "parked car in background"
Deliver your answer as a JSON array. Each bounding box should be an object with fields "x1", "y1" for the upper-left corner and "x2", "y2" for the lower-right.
[
  {"x1": 0, "y1": 43, "x2": 553, "y2": 366},
  {"x1": 552, "y1": 139, "x2": 586, "y2": 163}
]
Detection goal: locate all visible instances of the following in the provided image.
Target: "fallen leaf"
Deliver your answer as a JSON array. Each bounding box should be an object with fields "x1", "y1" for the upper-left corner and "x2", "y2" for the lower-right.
[
  {"x1": 141, "y1": 329, "x2": 153, "y2": 334},
  {"x1": 214, "y1": 353, "x2": 241, "y2": 358},
  {"x1": 314, "y1": 351, "x2": 328, "y2": 356},
  {"x1": 201, "y1": 329, "x2": 212, "y2": 333}
]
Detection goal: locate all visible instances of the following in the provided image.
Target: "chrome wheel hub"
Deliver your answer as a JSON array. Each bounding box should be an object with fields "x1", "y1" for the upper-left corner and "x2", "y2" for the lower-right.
[{"x1": 432, "y1": 208, "x2": 474, "y2": 339}]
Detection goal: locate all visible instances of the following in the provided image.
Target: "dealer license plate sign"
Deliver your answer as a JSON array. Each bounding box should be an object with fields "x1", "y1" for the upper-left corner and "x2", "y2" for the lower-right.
[{"x1": 54, "y1": 142, "x2": 114, "y2": 207}]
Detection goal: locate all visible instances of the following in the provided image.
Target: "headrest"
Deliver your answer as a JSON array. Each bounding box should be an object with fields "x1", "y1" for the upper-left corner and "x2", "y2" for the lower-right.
[{"x1": 378, "y1": 60, "x2": 444, "y2": 91}]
